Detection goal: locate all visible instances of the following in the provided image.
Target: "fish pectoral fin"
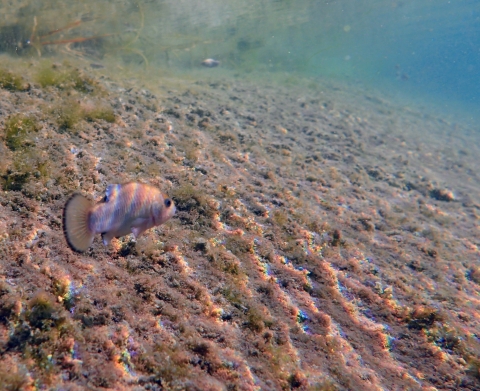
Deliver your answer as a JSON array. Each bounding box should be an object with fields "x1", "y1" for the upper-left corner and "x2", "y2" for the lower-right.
[
  {"x1": 132, "y1": 226, "x2": 149, "y2": 239},
  {"x1": 102, "y1": 232, "x2": 115, "y2": 246},
  {"x1": 131, "y1": 227, "x2": 144, "y2": 239},
  {"x1": 131, "y1": 218, "x2": 150, "y2": 239}
]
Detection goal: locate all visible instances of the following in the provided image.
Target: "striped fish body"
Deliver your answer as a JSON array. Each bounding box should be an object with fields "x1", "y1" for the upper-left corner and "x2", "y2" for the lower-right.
[{"x1": 63, "y1": 182, "x2": 175, "y2": 252}]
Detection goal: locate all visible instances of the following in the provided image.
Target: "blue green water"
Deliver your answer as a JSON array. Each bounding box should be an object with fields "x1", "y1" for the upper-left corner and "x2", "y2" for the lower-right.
[
  {"x1": 142, "y1": 0, "x2": 479, "y2": 124},
  {"x1": 1, "y1": 0, "x2": 479, "y2": 123}
]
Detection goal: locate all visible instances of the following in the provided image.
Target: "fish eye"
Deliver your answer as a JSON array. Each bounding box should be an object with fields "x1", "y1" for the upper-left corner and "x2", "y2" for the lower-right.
[{"x1": 164, "y1": 198, "x2": 172, "y2": 208}]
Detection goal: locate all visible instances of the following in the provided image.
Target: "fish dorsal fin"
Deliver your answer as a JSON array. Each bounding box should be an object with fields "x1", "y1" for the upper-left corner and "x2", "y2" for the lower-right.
[{"x1": 104, "y1": 184, "x2": 120, "y2": 202}]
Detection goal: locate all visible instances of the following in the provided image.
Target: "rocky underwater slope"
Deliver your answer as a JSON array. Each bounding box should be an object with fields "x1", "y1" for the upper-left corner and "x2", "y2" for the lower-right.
[{"x1": 0, "y1": 55, "x2": 480, "y2": 390}]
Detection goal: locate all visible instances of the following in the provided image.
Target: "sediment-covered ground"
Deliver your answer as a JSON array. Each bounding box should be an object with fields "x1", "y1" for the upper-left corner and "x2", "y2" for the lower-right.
[{"x1": 0, "y1": 55, "x2": 479, "y2": 390}]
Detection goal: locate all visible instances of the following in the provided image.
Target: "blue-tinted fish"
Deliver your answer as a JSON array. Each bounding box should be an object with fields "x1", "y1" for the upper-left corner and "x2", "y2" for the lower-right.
[{"x1": 63, "y1": 182, "x2": 176, "y2": 252}]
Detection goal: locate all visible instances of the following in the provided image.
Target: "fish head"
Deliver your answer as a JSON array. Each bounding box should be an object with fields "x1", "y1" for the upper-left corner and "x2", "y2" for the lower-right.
[{"x1": 153, "y1": 194, "x2": 176, "y2": 225}]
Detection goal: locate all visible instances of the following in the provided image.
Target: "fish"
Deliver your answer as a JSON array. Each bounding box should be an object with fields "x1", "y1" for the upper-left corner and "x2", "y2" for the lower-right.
[
  {"x1": 63, "y1": 182, "x2": 176, "y2": 252},
  {"x1": 201, "y1": 58, "x2": 220, "y2": 68}
]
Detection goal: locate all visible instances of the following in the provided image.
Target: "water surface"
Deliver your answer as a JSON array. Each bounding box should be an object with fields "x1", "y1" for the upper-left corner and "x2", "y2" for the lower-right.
[{"x1": 2, "y1": 0, "x2": 478, "y2": 123}]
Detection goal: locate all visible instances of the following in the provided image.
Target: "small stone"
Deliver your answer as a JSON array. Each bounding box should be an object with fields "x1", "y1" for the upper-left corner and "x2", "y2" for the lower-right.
[{"x1": 430, "y1": 188, "x2": 455, "y2": 202}]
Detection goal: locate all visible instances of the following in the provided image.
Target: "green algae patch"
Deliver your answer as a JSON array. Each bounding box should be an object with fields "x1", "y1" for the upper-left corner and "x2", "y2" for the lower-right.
[
  {"x1": 27, "y1": 291, "x2": 61, "y2": 329},
  {"x1": 36, "y1": 65, "x2": 61, "y2": 88},
  {"x1": 84, "y1": 104, "x2": 116, "y2": 123},
  {"x1": 0, "y1": 364, "x2": 34, "y2": 391},
  {"x1": 7, "y1": 149, "x2": 49, "y2": 191},
  {"x1": 468, "y1": 357, "x2": 480, "y2": 380},
  {"x1": 53, "y1": 103, "x2": 84, "y2": 132},
  {"x1": 4, "y1": 114, "x2": 40, "y2": 151},
  {"x1": 3, "y1": 290, "x2": 78, "y2": 387},
  {"x1": 36, "y1": 63, "x2": 97, "y2": 93},
  {"x1": 171, "y1": 183, "x2": 217, "y2": 228},
  {"x1": 1, "y1": 171, "x2": 30, "y2": 192},
  {"x1": 407, "y1": 305, "x2": 443, "y2": 330},
  {"x1": 52, "y1": 98, "x2": 116, "y2": 132},
  {"x1": 271, "y1": 209, "x2": 288, "y2": 226},
  {"x1": 0, "y1": 68, "x2": 27, "y2": 91},
  {"x1": 171, "y1": 183, "x2": 206, "y2": 207},
  {"x1": 135, "y1": 343, "x2": 191, "y2": 384}
]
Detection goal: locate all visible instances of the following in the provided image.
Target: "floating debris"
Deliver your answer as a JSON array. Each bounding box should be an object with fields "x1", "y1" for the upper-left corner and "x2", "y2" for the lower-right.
[{"x1": 201, "y1": 58, "x2": 220, "y2": 67}]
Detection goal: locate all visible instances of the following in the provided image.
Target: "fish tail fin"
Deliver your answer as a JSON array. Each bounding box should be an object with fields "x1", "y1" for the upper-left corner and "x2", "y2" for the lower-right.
[{"x1": 63, "y1": 193, "x2": 95, "y2": 252}]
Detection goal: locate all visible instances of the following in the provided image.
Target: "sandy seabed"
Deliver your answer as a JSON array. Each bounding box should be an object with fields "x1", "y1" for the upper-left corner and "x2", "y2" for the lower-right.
[{"x1": 0, "y1": 55, "x2": 479, "y2": 391}]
